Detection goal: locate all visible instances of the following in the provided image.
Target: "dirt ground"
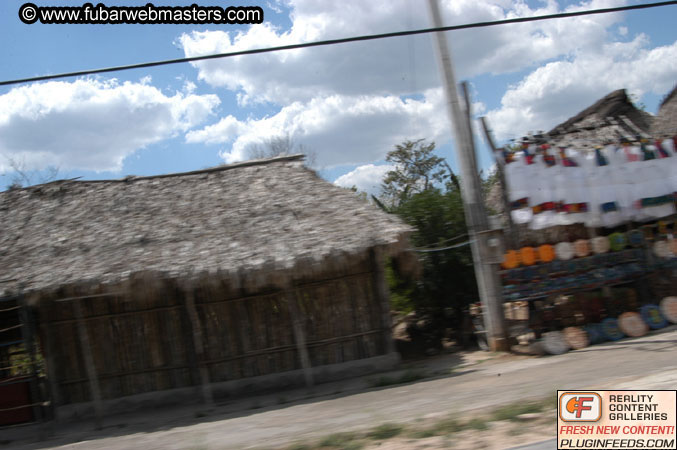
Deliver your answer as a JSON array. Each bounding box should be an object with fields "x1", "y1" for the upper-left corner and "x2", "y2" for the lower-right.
[
  {"x1": 5, "y1": 325, "x2": 677, "y2": 450},
  {"x1": 361, "y1": 417, "x2": 555, "y2": 450}
]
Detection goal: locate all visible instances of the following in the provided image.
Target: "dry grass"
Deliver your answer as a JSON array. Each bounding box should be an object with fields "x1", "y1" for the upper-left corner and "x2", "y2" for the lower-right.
[{"x1": 286, "y1": 396, "x2": 553, "y2": 450}]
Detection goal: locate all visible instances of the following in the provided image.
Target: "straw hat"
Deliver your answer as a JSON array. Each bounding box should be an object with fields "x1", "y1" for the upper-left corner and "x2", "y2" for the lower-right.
[
  {"x1": 563, "y1": 326, "x2": 589, "y2": 349},
  {"x1": 573, "y1": 239, "x2": 590, "y2": 258},
  {"x1": 660, "y1": 296, "x2": 677, "y2": 323},
  {"x1": 538, "y1": 244, "x2": 555, "y2": 263},
  {"x1": 592, "y1": 236, "x2": 610, "y2": 254},
  {"x1": 555, "y1": 242, "x2": 574, "y2": 260},
  {"x1": 618, "y1": 312, "x2": 648, "y2": 337}
]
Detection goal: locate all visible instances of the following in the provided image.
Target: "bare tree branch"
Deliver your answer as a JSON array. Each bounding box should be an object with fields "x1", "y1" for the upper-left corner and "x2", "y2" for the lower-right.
[
  {"x1": 245, "y1": 132, "x2": 318, "y2": 169},
  {"x1": 3, "y1": 155, "x2": 60, "y2": 189}
]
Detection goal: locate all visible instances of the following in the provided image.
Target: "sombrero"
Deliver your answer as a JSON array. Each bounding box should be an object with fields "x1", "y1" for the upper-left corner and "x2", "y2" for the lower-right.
[
  {"x1": 653, "y1": 241, "x2": 671, "y2": 258},
  {"x1": 573, "y1": 239, "x2": 590, "y2": 258},
  {"x1": 592, "y1": 236, "x2": 610, "y2": 254},
  {"x1": 601, "y1": 318, "x2": 625, "y2": 341},
  {"x1": 608, "y1": 232, "x2": 627, "y2": 252},
  {"x1": 618, "y1": 312, "x2": 648, "y2": 337},
  {"x1": 502, "y1": 250, "x2": 521, "y2": 269},
  {"x1": 640, "y1": 304, "x2": 668, "y2": 329},
  {"x1": 541, "y1": 331, "x2": 570, "y2": 355},
  {"x1": 555, "y1": 242, "x2": 574, "y2": 261},
  {"x1": 563, "y1": 326, "x2": 589, "y2": 349},
  {"x1": 520, "y1": 246, "x2": 538, "y2": 266},
  {"x1": 584, "y1": 323, "x2": 605, "y2": 344},
  {"x1": 659, "y1": 297, "x2": 677, "y2": 323},
  {"x1": 538, "y1": 244, "x2": 555, "y2": 263}
]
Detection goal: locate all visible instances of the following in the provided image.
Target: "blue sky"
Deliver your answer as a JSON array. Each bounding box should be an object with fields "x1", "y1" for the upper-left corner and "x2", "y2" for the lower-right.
[{"x1": 1, "y1": 0, "x2": 676, "y2": 193}]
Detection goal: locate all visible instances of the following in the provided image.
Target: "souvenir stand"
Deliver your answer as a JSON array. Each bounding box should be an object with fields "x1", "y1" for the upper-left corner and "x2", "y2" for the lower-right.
[{"x1": 497, "y1": 128, "x2": 677, "y2": 354}]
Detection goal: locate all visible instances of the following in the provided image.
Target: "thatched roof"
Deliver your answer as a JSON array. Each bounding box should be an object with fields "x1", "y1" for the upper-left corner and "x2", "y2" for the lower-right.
[
  {"x1": 545, "y1": 89, "x2": 653, "y2": 146},
  {"x1": 651, "y1": 84, "x2": 677, "y2": 137},
  {"x1": 488, "y1": 89, "x2": 659, "y2": 246},
  {"x1": 0, "y1": 155, "x2": 411, "y2": 297}
]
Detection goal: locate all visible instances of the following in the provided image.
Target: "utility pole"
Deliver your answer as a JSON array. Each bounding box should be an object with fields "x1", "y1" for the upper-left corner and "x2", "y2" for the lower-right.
[{"x1": 427, "y1": 0, "x2": 508, "y2": 351}]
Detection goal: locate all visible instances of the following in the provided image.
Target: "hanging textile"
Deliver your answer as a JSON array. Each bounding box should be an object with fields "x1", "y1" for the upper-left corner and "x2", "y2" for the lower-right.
[{"x1": 502, "y1": 134, "x2": 677, "y2": 230}]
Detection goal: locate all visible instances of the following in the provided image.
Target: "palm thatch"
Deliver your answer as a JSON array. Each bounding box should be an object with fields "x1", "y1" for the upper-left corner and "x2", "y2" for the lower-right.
[
  {"x1": 0, "y1": 155, "x2": 412, "y2": 298},
  {"x1": 651, "y1": 84, "x2": 677, "y2": 137},
  {"x1": 488, "y1": 89, "x2": 656, "y2": 247},
  {"x1": 545, "y1": 89, "x2": 653, "y2": 146}
]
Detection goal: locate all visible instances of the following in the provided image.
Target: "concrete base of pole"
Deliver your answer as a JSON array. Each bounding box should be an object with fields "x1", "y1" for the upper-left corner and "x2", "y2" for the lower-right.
[{"x1": 489, "y1": 337, "x2": 511, "y2": 352}]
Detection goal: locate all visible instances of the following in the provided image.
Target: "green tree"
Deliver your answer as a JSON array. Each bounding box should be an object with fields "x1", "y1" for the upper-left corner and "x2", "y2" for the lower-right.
[
  {"x1": 381, "y1": 140, "x2": 479, "y2": 348},
  {"x1": 381, "y1": 139, "x2": 449, "y2": 207}
]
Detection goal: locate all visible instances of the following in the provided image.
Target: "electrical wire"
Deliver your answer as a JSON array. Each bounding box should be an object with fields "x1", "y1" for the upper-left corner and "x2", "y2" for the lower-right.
[
  {"x1": 1, "y1": 1, "x2": 675, "y2": 87},
  {"x1": 409, "y1": 239, "x2": 473, "y2": 253},
  {"x1": 413, "y1": 232, "x2": 469, "y2": 250}
]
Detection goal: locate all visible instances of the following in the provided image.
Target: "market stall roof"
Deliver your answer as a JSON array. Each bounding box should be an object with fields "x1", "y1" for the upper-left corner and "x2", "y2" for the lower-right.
[
  {"x1": 651, "y1": 84, "x2": 677, "y2": 138},
  {"x1": 545, "y1": 89, "x2": 653, "y2": 147}
]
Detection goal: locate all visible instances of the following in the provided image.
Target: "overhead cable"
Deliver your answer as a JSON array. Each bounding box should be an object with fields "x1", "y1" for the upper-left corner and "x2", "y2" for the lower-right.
[{"x1": 1, "y1": 1, "x2": 676, "y2": 86}]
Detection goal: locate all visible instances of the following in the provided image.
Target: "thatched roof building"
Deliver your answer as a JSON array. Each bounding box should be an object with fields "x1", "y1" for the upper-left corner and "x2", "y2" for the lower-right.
[
  {"x1": 0, "y1": 155, "x2": 412, "y2": 423},
  {"x1": 1, "y1": 155, "x2": 409, "y2": 297},
  {"x1": 545, "y1": 89, "x2": 653, "y2": 146},
  {"x1": 487, "y1": 89, "x2": 657, "y2": 246},
  {"x1": 652, "y1": 84, "x2": 677, "y2": 137}
]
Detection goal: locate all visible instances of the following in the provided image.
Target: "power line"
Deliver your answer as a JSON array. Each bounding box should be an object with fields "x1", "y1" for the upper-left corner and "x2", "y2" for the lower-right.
[
  {"x1": 409, "y1": 239, "x2": 473, "y2": 253},
  {"x1": 414, "y1": 232, "x2": 469, "y2": 250},
  {"x1": 1, "y1": 1, "x2": 676, "y2": 87}
]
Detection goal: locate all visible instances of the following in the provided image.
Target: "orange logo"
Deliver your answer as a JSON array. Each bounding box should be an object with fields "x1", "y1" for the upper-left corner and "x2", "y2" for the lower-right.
[
  {"x1": 559, "y1": 392, "x2": 602, "y2": 422},
  {"x1": 566, "y1": 396, "x2": 594, "y2": 418}
]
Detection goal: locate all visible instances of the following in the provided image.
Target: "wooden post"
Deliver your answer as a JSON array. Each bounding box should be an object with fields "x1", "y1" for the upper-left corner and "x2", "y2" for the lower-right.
[
  {"x1": 18, "y1": 298, "x2": 45, "y2": 437},
  {"x1": 480, "y1": 116, "x2": 518, "y2": 249},
  {"x1": 183, "y1": 285, "x2": 213, "y2": 405},
  {"x1": 370, "y1": 247, "x2": 396, "y2": 355},
  {"x1": 428, "y1": 0, "x2": 508, "y2": 351},
  {"x1": 179, "y1": 295, "x2": 200, "y2": 388},
  {"x1": 286, "y1": 287, "x2": 313, "y2": 388},
  {"x1": 72, "y1": 298, "x2": 104, "y2": 429},
  {"x1": 41, "y1": 311, "x2": 61, "y2": 425}
]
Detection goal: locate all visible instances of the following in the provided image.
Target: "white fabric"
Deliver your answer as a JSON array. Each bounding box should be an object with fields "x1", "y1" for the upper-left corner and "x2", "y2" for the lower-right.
[
  {"x1": 503, "y1": 137, "x2": 677, "y2": 229},
  {"x1": 558, "y1": 148, "x2": 588, "y2": 225}
]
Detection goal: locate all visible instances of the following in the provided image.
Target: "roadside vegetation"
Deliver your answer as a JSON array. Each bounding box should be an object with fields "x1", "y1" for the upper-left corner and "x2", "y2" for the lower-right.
[
  {"x1": 283, "y1": 397, "x2": 554, "y2": 450},
  {"x1": 374, "y1": 139, "x2": 498, "y2": 351}
]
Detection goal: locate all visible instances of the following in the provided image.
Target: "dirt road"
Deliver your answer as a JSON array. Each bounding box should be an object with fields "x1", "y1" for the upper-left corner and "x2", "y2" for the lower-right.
[{"x1": 7, "y1": 326, "x2": 677, "y2": 450}]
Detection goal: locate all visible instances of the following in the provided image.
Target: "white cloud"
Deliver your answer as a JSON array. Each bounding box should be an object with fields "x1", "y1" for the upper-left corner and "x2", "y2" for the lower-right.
[
  {"x1": 178, "y1": 0, "x2": 627, "y2": 105},
  {"x1": 485, "y1": 37, "x2": 677, "y2": 141},
  {"x1": 188, "y1": 90, "x2": 450, "y2": 168},
  {"x1": 334, "y1": 163, "x2": 393, "y2": 196},
  {"x1": 174, "y1": 0, "x2": 652, "y2": 172},
  {"x1": 266, "y1": 0, "x2": 284, "y2": 14},
  {"x1": 0, "y1": 78, "x2": 220, "y2": 172},
  {"x1": 185, "y1": 115, "x2": 244, "y2": 145}
]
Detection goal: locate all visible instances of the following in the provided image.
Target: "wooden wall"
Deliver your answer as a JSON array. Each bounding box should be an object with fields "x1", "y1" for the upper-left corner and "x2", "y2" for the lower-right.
[{"x1": 37, "y1": 252, "x2": 389, "y2": 405}]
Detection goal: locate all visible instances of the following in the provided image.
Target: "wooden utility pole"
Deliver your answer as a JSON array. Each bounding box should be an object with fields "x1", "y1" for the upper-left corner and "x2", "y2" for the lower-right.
[{"x1": 427, "y1": 0, "x2": 508, "y2": 351}]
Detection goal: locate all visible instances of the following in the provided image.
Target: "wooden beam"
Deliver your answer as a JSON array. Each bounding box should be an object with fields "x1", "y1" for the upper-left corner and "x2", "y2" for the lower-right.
[
  {"x1": 53, "y1": 292, "x2": 124, "y2": 303},
  {"x1": 183, "y1": 286, "x2": 213, "y2": 405},
  {"x1": 370, "y1": 247, "x2": 396, "y2": 355},
  {"x1": 72, "y1": 298, "x2": 104, "y2": 429},
  {"x1": 286, "y1": 289, "x2": 314, "y2": 387}
]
